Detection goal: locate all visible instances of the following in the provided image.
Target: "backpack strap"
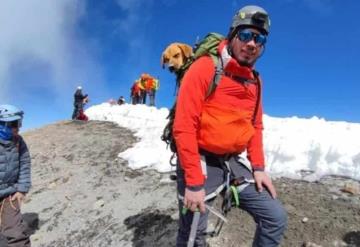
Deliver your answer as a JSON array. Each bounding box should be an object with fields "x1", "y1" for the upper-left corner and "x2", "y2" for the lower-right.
[
  {"x1": 252, "y1": 70, "x2": 262, "y2": 125},
  {"x1": 205, "y1": 55, "x2": 224, "y2": 98},
  {"x1": 213, "y1": 66, "x2": 262, "y2": 125},
  {"x1": 204, "y1": 55, "x2": 262, "y2": 123}
]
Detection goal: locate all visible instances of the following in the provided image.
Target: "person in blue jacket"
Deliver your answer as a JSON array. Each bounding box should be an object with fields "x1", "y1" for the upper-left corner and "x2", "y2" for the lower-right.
[{"x1": 0, "y1": 104, "x2": 31, "y2": 247}]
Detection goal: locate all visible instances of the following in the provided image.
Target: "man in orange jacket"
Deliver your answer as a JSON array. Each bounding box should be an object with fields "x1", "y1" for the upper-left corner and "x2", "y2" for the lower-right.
[
  {"x1": 173, "y1": 5, "x2": 287, "y2": 246},
  {"x1": 130, "y1": 81, "x2": 141, "y2": 105}
]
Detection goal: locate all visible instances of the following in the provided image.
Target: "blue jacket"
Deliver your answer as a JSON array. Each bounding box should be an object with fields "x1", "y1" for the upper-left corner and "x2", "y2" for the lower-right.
[{"x1": 0, "y1": 135, "x2": 31, "y2": 199}]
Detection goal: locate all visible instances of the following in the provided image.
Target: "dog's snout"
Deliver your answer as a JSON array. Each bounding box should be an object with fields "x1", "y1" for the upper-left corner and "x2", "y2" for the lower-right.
[{"x1": 168, "y1": 66, "x2": 175, "y2": 73}]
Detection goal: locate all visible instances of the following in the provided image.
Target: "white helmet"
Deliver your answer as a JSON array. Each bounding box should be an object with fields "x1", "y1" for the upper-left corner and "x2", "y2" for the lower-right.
[{"x1": 0, "y1": 104, "x2": 24, "y2": 122}]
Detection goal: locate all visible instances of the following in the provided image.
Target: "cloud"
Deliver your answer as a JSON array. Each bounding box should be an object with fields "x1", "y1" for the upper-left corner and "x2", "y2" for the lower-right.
[
  {"x1": 0, "y1": 0, "x2": 106, "y2": 106},
  {"x1": 116, "y1": 0, "x2": 153, "y2": 37},
  {"x1": 115, "y1": 0, "x2": 143, "y2": 34},
  {"x1": 112, "y1": 0, "x2": 156, "y2": 78},
  {"x1": 114, "y1": 0, "x2": 154, "y2": 45},
  {"x1": 303, "y1": 0, "x2": 334, "y2": 15},
  {"x1": 282, "y1": 0, "x2": 334, "y2": 15},
  {"x1": 116, "y1": 0, "x2": 144, "y2": 11}
]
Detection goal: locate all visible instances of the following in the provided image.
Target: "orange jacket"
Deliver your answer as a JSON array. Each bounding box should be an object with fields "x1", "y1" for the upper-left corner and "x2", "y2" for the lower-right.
[
  {"x1": 131, "y1": 81, "x2": 141, "y2": 96},
  {"x1": 140, "y1": 74, "x2": 155, "y2": 91},
  {"x1": 145, "y1": 78, "x2": 154, "y2": 91},
  {"x1": 173, "y1": 40, "x2": 264, "y2": 187}
]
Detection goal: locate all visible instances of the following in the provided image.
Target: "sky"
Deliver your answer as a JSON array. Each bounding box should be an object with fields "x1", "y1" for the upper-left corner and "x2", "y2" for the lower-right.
[
  {"x1": 0, "y1": 0, "x2": 360, "y2": 130},
  {"x1": 86, "y1": 103, "x2": 360, "y2": 182}
]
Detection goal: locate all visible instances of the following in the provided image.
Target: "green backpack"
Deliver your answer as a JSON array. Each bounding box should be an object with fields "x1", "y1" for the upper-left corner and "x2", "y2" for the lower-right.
[{"x1": 161, "y1": 33, "x2": 225, "y2": 155}]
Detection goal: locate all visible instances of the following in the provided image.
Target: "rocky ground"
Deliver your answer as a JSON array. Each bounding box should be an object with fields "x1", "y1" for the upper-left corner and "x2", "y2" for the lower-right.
[{"x1": 2, "y1": 120, "x2": 359, "y2": 247}]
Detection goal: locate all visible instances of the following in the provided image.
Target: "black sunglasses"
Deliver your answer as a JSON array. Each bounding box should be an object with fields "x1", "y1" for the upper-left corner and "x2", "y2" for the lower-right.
[{"x1": 1, "y1": 119, "x2": 22, "y2": 128}]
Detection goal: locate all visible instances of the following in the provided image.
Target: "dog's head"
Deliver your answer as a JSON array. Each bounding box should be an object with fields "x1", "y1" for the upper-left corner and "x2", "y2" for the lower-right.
[{"x1": 161, "y1": 43, "x2": 193, "y2": 73}]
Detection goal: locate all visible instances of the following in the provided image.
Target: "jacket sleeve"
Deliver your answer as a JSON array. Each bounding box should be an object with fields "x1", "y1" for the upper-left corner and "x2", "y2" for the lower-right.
[
  {"x1": 15, "y1": 136, "x2": 31, "y2": 193},
  {"x1": 173, "y1": 57, "x2": 214, "y2": 187},
  {"x1": 247, "y1": 79, "x2": 265, "y2": 170}
]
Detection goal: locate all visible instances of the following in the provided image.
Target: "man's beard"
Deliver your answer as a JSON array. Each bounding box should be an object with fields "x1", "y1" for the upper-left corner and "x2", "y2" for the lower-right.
[
  {"x1": 228, "y1": 45, "x2": 257, "y2": 67},
  {"x1": 237, "y1": 57, "x2": 256, "y2": 67}
]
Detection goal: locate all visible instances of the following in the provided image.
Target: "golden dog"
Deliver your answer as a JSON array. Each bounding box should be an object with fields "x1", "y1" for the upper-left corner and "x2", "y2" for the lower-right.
[{"x1": 161, "y1": 43, "x2": 193, "y2": 72}]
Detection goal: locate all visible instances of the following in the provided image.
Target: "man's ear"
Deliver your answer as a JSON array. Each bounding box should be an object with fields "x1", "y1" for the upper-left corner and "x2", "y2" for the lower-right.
[{"x1": 178, "y1": 44, "x2": 193, "y2": 58}]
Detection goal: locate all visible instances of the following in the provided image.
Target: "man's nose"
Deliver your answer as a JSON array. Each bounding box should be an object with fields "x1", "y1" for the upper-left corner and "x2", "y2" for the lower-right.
[
  {"x1": 245, "y1": 39, "x2": 257, "y2": 51},
  {"x1": 246, "y1": 38, "x2": 257, "y2": 47}
]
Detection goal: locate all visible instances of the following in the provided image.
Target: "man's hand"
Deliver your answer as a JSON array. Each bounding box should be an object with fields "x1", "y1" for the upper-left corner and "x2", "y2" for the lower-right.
[
  {"x1": 184, "y1": 188, "x2": 206, "y2": 213},
  {"x1": 253, "y1": 171, "x2": 277, "y2": 198},
  {"x1": 11, "y1": 192, "x2": 26, "y2": 206}
]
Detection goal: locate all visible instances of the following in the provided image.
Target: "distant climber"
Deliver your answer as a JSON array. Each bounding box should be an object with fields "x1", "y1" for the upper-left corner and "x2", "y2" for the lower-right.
[
  {"x1": 139, "y1": 73, "x2": 159, "y2": 106},
  {"x1": 130, "y1": 81, "x2": 142, "y2": 105},
  {"x1": 117, "y1": 96, "x2": 126, "y2": 105},
  {"x1": 72, "y1": 86, "x2": 89, "y2": 121},
  {"x1": 0, "y1": 104, "x2": 32, "y2": 247}
]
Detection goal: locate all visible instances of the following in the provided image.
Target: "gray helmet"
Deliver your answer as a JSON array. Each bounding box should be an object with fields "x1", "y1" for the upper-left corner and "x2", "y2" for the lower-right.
[
  {"x1": 0, "y1": 104, "x2": 24, "y2": 122},
  {"x1": 231, "y1": 5, "x2": 270, "y2": 35}
]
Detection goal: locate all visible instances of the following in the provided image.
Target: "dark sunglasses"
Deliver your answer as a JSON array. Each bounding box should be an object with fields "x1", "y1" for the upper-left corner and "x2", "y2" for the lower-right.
[
  {"x1": 2, "y1": 119, "x2": 22, "y2": 128},
  {"x1": 237, "y1": 29, "x2": 267, "y2": 46}
]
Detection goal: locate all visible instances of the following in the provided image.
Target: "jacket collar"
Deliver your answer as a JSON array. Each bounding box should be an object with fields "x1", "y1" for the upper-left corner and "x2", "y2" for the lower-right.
[{"x1": 218, "y1": 40, "x2": 256, "y2": 80}]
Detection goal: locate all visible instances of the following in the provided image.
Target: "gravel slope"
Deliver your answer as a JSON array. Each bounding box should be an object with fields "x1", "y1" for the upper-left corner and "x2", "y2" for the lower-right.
[{"x1": 7, "y1": 120, "x2": 359, "y2": 247}]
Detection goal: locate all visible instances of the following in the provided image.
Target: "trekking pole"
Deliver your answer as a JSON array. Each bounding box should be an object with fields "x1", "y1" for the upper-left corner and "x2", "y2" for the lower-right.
[
  {"x1": 206, "y1": 204, "x2": 228, "y2": 223},
  {"x1": 187, "y1": 210, "x2": 201, "y2": 247}
]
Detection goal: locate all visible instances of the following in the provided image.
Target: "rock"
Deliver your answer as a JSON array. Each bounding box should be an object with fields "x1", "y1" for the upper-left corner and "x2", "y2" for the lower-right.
[
  {"x1": 341, "y1": 182, "x2": 360, "y2": 195},
  {"x1": 47, "y1": 182, "x2": 57, "y2": 189},
  {"x1": 62, "y1": 177, "x2": 70, "y2": 183},
  {"x1": 303, "y1": 242, "x2": 322, "y2": 247},
  {"x1": 302, "y1": 217, "x2": 309, "y2": 223},
  {"x1": 93, "y1": 199, "x2": 105, "y2": 210},
  {"x1": 160, "y1": 177, "x2": 174, "y2": 184},
  {"x1": 284, "y1": 204, "x2": 297, "y2": 215},
  {"x1": 332, "y1": 240, "x2": 347, "y2": 246},
  {"x1": 30, "y1": 233, "x2": 41, "y2": 242}
]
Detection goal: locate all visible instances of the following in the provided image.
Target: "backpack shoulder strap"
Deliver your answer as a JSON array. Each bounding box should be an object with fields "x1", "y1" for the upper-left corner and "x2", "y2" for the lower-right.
[
  {"x1": 205, "y1": 53, "x2": 263, "y2": 101},
  {"x1": 205, "y1": 62, "x2": 262, "y2": 125},
  {"x1": 205, "y1": 55, "x2": 223, "y2": 98},
  {"x1": 252, "y1": 70, "x2": 262, "y2": 124}
]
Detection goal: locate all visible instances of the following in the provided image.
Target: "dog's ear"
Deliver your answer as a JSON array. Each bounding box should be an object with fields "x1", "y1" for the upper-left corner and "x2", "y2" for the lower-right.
[
  {"x1": 178, "y1": 44, "x2": 193, "y2": 59},
  {"x1": 160, "y1": 52, "x2": 165, "y2": 68},
  {"x1": 160, "y1": 52, "x2": 168, "y2": 69}
]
